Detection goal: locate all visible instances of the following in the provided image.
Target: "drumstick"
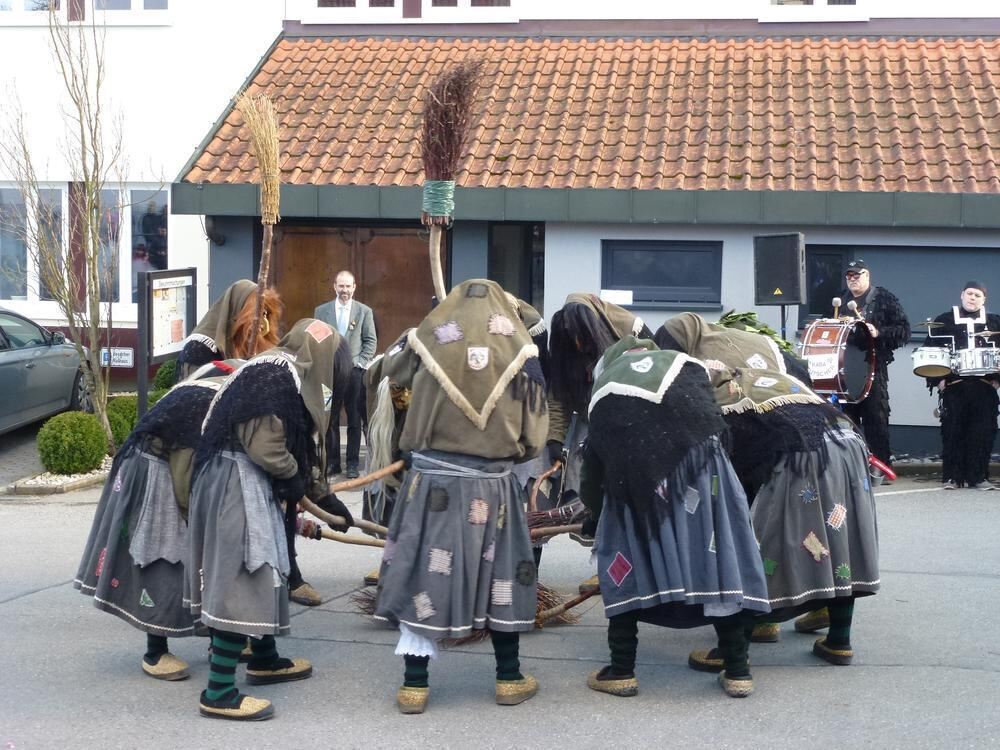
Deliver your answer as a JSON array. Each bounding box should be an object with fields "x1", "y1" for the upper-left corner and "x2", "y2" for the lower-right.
[
  {"x1": 832, "y1": 296, "x2": 842, "y2": 319},
  {"x1": 846, "y1": 300, "x2": 864, "y2": 321}
]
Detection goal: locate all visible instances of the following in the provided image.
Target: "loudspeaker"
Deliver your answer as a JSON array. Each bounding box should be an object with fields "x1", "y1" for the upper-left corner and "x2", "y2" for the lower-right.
[{"x1": 753, "y1": 233, "x2": 806, "y2": 306}]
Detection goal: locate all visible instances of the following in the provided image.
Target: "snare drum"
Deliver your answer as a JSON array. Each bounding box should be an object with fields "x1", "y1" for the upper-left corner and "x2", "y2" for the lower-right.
[
  {"x1": 951, "y1": 347, "x2": 1000, "y2": 377},
  {"x1": 911, "y1": 347, "x2": 952, "y2": 378},
  {"x1": 799, "y1": 319, "x2": 874, "y2": 403}
]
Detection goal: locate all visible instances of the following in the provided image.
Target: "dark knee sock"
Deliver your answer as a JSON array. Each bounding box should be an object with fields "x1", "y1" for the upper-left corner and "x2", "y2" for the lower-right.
[
  {"x1": 532, "y1": 545, "x2": 543, "y2": 568},
  {"x1": 205, "y1": 630, "x2": 244, "y2": 702},
  {"x1": 248, "y1": 634, "x2": 281, "y2": 670},
  {"x1": 490, "y1": 630, "x2": 523, "y2": 681},
  {"x1": 713, "y1": 614, "x2": 751, "y2": 679},
  {"x1": 403, "y1": 654, "x2": 430, "y2": 688},
  {"x1": 826, "y1": 599, "x2": 854, "y2": 647},
  {"x1": 145, "y1": 634, "x2": 169, "y2": 662},
  {"x1": 607, "y1": 611, "x2": 639, "y2": 676}
]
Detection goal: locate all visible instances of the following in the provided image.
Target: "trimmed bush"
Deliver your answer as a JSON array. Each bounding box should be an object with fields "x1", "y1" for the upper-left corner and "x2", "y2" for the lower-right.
[
  {"x1": 107, "y1": 395, "x2": 139, "y2": 447},
  {"x1": 153, "y1": 359, "x2": 177, "y2": 389},
  {"x1": 37, "y1": 411, "x2": 107, "y2": 475},
  {"x1": 149, "y1": 387, "x2": 169, "y2": 406}
]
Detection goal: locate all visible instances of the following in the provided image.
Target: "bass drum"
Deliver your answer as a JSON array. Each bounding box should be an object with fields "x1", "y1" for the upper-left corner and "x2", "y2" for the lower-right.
[{"x1": 799, "y1": 320, "x2": 874, "y2": 404}]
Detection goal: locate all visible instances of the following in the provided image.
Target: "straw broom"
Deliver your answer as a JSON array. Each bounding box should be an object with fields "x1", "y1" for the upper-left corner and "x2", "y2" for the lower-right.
[
  {"x1": 235, "y1": 91, "x2": 281, "y2": 355},
  {"x1": 420, "y1": 58, "x2": 484, "y2": 302}
]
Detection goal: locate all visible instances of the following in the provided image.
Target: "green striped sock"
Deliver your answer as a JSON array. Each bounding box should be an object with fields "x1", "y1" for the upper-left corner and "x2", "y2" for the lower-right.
[
  {"x1": 248, "y1": 635, "x2": 280, "y2": 670},
  {"x1": 826, "y1": 599, "x2": 854, "y2": 648},
  {"x1": 205, "y1": 630, "x2": 244, "y2": 702}
]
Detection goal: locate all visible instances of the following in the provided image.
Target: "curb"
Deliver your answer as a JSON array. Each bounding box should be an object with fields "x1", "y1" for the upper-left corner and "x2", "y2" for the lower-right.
[
  {"x1": 892, "y1": 462, "x2": 1000, "y2": 477},
  {"x1": 9, "y1": 471, "x2": 109, "y2": 496}
]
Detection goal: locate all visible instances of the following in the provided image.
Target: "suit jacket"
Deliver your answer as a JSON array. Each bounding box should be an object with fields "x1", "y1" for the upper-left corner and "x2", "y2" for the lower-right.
[{"x1": 314, "y1": 298, "x2": 377, "y2": 368}]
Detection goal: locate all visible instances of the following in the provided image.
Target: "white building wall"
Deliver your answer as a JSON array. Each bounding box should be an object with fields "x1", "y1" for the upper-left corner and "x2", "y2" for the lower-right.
[
  {"x1": 544, "y1": 222, "x2": 1000, "y2": 429},
  {"x1": 0, "y1": 0, "x2": 283, "y2": 324}
]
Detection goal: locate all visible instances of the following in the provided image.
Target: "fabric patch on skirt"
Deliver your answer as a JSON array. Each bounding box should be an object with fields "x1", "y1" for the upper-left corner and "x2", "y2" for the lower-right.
[
  {"x1": 429, "y1": 487, "x2": 450, "y2": 512},
  {"x1": 139, "y1": 589, "x2": 155, "y2": 608},
  {"x1": 466, "y1": 283, "x2": 488, "y2": 298},
  {"x1": 487, "y1": 313, "x2": 516, "y2": 337},
  {"x1": 483, "y1": 541, "x2": 496, "y2": 562},
  {"x1": 433, "y1": 321, "x2": 464, "y2": 345},
  {"x1": 608, "y1": 552, "x2": 633, "y2": 587},
  {"x1": 799, "y1": 486, "x2": 819, "y2": 504},
  {"x1": 826, "y1": 503, "x2": 847, "y2": 531},
  {"x1": 708, "y1": 532, "x2": 717, "y2": 554},
  {"x1": 683, "y1": 485, "x2": 701, "y2": 515},
  {"x1": 492, "y1": 579, "x2": 514, "y2": 607},
  {"x1": 467, "y1": 346, "x2": 489, "y2": 371},
  {"x1": 497, "y1": 502, "x2": 507, "y2": 529},
  {"x1": 413, "y1": 592, "x2": 436, "y2": 621},
  {"x1": 113, "y1": 472, "x2": 123, "y2": 493},
  {"x1": 762, "y1": 558, "x2": 778, "y2": 576},
  {"x1": 515, "y1": 560, "x2": 536, "y2": 586},
  {"x1": 428, "y1": 548, "x2": 453, "y2": 575},
  {"x1": 802, "y1": 531, "x2": 830, "y2": 562},
  {"x1": 835, "y1": 563, "x2": 852, "y2": 581},
  {"x1": 468, "y1": 498, "x2": 490, "y2": 525},
  {"x1": 407, "y1": 473, "x2": 422, "y2": 501},
  {"x1": 95, "y1": 547, "x2": 107, "y2": 577}
]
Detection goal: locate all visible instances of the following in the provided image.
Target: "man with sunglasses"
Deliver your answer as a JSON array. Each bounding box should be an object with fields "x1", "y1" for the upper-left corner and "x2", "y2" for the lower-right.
[{"x1": 839, "y1": 260, "x2": 911, "y2": 482}]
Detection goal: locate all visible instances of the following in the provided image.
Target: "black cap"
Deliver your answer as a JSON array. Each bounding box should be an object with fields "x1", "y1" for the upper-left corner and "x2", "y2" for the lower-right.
[
  {"x1": 844, "y1": 259, "x2": 869, "y2": 275},
  {"x1": 964, "y1": 280, "x2": 987, "y2": 294}
]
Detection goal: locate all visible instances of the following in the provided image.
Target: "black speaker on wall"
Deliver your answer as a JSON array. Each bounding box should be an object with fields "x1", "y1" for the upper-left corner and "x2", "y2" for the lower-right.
[{"x1": 753, "y1": 233, "x2": 806, "y2": 306}]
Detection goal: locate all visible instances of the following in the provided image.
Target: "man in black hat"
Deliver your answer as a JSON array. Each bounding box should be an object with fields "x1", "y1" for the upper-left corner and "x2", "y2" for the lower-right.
[
  {"x1": 923, "y1": 281, "x2": 1000, "y2": 490},
  {"x1": 838, "y1": 259, "x2": 911, "y2": 481}
]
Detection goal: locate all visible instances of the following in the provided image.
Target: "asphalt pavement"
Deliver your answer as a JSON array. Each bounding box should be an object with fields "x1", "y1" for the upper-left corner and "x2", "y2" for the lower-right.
[{"x1": 1, "y1": 478, "x2": 999, "y2": 749}]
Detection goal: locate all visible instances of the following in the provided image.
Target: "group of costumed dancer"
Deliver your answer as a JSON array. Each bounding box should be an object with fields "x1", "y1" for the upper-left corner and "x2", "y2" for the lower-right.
[{"x1": 74, "y1": 278, "x2": 880, "y2": 720}]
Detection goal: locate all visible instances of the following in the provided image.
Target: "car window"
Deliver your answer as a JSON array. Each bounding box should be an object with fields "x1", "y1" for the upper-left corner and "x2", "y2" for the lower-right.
[{"x1": 0, "y1": 313, "x2": 48, "y2": 349}]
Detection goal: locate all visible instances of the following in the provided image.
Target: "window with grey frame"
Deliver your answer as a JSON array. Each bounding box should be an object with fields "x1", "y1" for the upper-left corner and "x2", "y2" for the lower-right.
[{"x1": 601, "y1": 239, "x2": 722, "y2": 309}]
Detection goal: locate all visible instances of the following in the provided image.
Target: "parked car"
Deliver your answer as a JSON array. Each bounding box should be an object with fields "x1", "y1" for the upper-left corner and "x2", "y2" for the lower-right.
[{"x1": 0, "y1": 308, "x2": 91, "y2": 435}]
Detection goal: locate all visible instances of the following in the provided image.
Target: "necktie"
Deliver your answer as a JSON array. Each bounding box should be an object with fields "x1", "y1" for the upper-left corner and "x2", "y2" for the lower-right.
[{"x1": 337, "y1": 305, "x2": 348, "y2": 335}]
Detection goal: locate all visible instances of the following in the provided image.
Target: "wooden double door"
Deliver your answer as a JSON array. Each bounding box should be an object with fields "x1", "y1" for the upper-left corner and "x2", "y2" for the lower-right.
[{"x1": 275, "y1": 224, "x2": 441, "y2": 351}]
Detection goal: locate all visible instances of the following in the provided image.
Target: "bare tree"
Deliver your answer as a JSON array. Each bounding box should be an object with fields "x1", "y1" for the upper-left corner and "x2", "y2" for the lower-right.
[{"x1": 0, "y1": 2, "x2": 126, "y2": 447}]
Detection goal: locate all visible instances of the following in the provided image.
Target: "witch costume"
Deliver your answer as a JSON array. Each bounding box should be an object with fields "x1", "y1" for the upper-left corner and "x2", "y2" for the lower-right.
[
  {"x1": 186, "y1": 318, "x2": 353, "y2": 721},
  {"x1": 580, "y1": 337, "x2": 770, "y2": 698},
  {"x1": 74, "y1": 360, "x2": 240, "y2": 682},
  {"x1": 657, "y1": 313, "x2": 880, "y2": 669},
  {"x1": 176, "y1": 280, "x2": 282, "y2": 380},
  {"x1": 371, "y1": 279, "x2": 548, "y2": 714}
]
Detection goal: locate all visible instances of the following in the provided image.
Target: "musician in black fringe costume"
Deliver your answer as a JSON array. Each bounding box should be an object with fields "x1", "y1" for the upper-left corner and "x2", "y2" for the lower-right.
[
  {"x1": 74, "y1": 359, "x2": 242, "y2": 683},
  {"x1": 581, "y1": 337, "x2": 770, "y2": 699},
  {"x1": 924, "y1": 281, "x2": 1000, "y2": 490},
  {"x1": 187, "y1": 319, "x2": 353, "y2": 721},
  {"x1": 545, "y1": 294, "x2": 652, "y2": 584},
  {"x1": 839, "y1": 259, "x2": 911, "y2": 477}
]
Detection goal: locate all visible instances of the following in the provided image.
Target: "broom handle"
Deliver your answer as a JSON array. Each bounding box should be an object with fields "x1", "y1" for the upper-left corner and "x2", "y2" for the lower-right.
[
  {"x1": 530, "y1": 523, "x2": 584, "y2": 541},
  {"x1": 246, "y1": 222, "x2": 274, "y2": 357},
  {"x1": 429, "y1": 224, "x2": 446, "y2": 302},
  {"x1": 299, "y1": 496, "x2": 389, "y2": 536},
  {"x1": 319, "y1": 528, "x2": 386, "y2": 548},
  {"x1": 528, "y1": 461, "x2": 562, "y2": 513},
  {"x1": 536, "y1": 588, "x2": 599, "y2": 625},
  {"x1": 329, "y1": 459, "x2": 406, "y2": 494}
]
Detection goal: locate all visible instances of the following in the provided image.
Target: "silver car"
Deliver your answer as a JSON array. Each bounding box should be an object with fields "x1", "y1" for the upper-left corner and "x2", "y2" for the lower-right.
[{"x1": 0, "y1": 308, "x2": 91, "y2": 435}]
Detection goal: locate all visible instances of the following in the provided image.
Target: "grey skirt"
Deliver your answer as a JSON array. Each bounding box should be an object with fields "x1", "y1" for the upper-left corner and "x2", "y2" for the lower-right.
[
  {"x1": 374, "y1": 451, "x2": 537, "y2": 638},
  {"x1": 751, "y1": 429, "x2": 880, "y2": 619},
  {"x1": 186, "y1": 452, "x2": 290, "y2": 637},
  {"x1": 74, "y1": 449, "x2": 195, "y2": 638},
  {"x1": 597, "y1": 439, "x2": 771, "y2": 628}
]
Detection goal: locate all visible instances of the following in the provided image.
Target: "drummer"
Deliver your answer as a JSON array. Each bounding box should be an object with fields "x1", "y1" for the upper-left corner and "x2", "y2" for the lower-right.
[
  {"x1": 839, "y1": 260, "x2": 911, "y2": 482},
  {"x1": 924, "y1": 281, "x2": 1000, "y2": 490}
]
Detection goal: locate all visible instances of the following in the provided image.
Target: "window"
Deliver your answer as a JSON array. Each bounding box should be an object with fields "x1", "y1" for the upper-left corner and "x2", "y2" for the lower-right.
[
  {"x1": 471, "y1": 0, "x2": 510, "y2": 5},
  {"x1": 318, "y1": 0, "x2": 355, "y2": 6},
  {"x1": 94, "y1": 0, "x2": 168, "y2": 8},
  {"x1": 488, "y1": 223, "x2": 544, "y2": 312},
  {"x1": 369, "y1": 0, "x2": 394, "y2": 5},
  {"x1": 0, "y1": 312, "x2": 47, "y2": 348},
  {"x1": 130, "y1": 189, "x2": 167, "y2": 302},
  {"x1": 0, "y1": 188, "x2": 61, "y2": 302},
  {"x1": 799, "y1": 245, "x2": 848, "y2": 321},
  {"x1": 601, "y1": 240, "x2": 722, "y2": 309},
  {"x1": 98, "y1": 189, "x2": 121, "y2": 303},
  {"x1": 431, "y1": 0, "x2": 457, "y2": 5},
  {"x1": 0, "y1": 0, "x2": 59, "y2": 9},
  {"x1": 827, "y1": 1, "x2": 856, "y2": 4}
]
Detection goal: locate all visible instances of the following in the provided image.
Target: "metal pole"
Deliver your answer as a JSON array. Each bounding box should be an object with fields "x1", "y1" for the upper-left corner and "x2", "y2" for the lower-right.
[{"x1": 136, "y1": 271, "x2": 150, "y2": 419}]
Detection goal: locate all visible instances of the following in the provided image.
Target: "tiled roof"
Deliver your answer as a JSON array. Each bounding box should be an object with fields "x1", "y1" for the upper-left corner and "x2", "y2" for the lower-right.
[{"x1": 185, "y1": 36, "x2": 1000, "y2": 193}]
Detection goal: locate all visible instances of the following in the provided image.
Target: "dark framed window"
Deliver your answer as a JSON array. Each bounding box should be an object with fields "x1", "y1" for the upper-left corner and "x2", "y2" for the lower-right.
[
  {"x1": 798, "y1": 245, "x2": 849, "y2": 322},
  {"x1": 431, "y1": 0, "x2": 457, "y2": 5},
  {"x1": 827, "y1": 1, "x2": 856, "y2": 4},
  {"x1": 488, "y1": 222, "x2": 545, "y2": 313},
  {"x1": 601, "y1": 239, "x2": 722, "y2": 309},
  {"x1": 369, "y1": 0, "x2": 393, "y2": 6},
  {"x1": 471, "y1": 0, "x2": 510, "y2": 5},
  {"x1": 318, "y1": 0, "x2": 355, "y2": 6}
]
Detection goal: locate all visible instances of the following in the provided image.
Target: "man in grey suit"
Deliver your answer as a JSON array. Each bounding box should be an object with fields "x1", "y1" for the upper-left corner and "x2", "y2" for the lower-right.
[{"x1": 315, "y1": 270, "x2": 377, "y2": 478}]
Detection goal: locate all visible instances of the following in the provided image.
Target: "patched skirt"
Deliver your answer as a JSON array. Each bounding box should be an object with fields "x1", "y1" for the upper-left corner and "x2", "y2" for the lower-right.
[
  {"x1": 374, "y1": 451, "x2": 537, "y2": 638},
  {"x1": 186, "y1": 451, "x2": 290, "y2": 637},
  {"x1": 597, "y1": 438, "x2": 771, "y2": 627},
  {"x1": 74, "y1": 449, "x2": 195, "y2": 638},
  {"x1": 751, "y1": 429, "x2": 880, "y2": 619}
]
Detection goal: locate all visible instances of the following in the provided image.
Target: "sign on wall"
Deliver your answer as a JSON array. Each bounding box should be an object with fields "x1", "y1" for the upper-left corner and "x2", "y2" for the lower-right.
[{"x1": 149, "y1": 274, "x2": 193, "y2": 359}]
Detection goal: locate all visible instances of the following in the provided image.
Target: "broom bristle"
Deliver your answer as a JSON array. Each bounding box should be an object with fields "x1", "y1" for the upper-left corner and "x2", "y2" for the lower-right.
[
  {"x1": 235, "y1": 91, "x2": 281, "y2": 226},
  {"x1": 420, "y1": 58, "x2": 485, "y2": 182}
]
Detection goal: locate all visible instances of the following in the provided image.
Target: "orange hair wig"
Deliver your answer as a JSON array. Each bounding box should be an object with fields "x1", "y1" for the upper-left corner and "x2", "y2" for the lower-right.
[{"x1": 230, "y1": 287, "x2": 283, "y2": 358}]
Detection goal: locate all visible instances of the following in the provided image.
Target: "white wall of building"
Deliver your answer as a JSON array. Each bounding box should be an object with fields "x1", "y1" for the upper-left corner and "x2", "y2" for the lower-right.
[
  {"x1": 544, "y1": 222, "x2": 1000, "y2": 429},
  {"x1": 0, "y1": 0, "x2": 283, "y2": 324}
]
